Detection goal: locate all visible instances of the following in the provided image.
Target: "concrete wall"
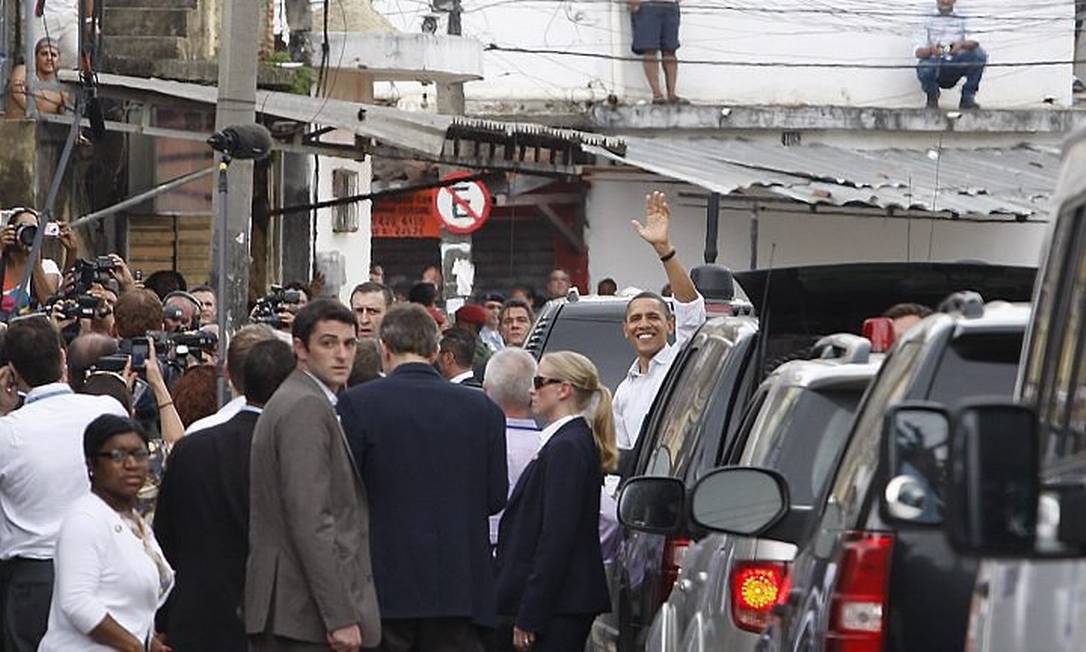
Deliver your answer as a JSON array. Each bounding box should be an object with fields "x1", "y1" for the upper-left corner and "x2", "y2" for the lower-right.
[
  {"x1": 374, "y1": 0, "x2": 1074, "y2": 109},
  {"x1": 585, "y1": 175, "x2": 1050, "y2": 293},
  {"x1": 314, "y1": 149, "x2": 373, "y2": 304}
]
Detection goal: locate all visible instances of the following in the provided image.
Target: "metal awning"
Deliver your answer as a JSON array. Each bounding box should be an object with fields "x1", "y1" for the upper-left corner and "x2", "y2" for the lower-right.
[
  {"x1": 587, "y1": 136, "x2": 1058, "y2": 219},
  {"x1": 53, "y1": 71, "x2": 626, "y2": 174}
]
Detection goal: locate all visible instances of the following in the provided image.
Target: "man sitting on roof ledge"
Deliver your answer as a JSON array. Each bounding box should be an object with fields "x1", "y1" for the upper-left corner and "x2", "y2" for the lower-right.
[{"x1": 914, "y1": 0, "x2": 987, "y2": 111}]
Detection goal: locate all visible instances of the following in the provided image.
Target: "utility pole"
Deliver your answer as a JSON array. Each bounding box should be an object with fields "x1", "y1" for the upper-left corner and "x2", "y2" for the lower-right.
[
  {"x1": 437, "y1": 0, "x2": 468, "y2": 309},
  {"x1": 211, "y1": 0, "x2": 259, "y2": 402},
  {"x1": 211, "y1": 0, "x2": 259, "y2": 332},
  {"x1": 436, "y1": 0, "x2": 464, "y2": 114}
]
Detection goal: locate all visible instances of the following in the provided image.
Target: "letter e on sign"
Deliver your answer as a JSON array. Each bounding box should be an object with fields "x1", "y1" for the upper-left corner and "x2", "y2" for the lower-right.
[{"x1": 433, "y1": 174, "x2": 493, "y2": 235}]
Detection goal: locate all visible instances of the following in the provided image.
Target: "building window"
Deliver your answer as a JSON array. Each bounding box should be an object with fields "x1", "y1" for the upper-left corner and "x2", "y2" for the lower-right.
[{"x1": 332, "y1": 168, "x2": 360, "y2": 233}]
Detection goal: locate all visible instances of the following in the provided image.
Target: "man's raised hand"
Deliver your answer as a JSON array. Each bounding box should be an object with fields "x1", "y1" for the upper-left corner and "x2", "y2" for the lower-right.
[{"x1": 632, "y1": 191, "x2": 673, "y2": 256}]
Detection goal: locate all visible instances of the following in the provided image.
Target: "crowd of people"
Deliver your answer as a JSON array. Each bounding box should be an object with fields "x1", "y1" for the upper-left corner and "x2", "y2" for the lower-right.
[{"x1": 0, "y1": 191, "x2": 705, "y2": 652}]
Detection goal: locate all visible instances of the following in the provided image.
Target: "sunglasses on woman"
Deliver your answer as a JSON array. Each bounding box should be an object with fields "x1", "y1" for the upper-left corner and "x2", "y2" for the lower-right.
[{"x1": 533, "y1": 376, "x2": 564, "y2": 390}]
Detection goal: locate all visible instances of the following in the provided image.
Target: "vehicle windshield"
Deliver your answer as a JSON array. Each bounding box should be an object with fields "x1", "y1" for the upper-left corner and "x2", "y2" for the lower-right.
[
  {"x1": 739, "y1": 385, "x2": 865, "y2": 506},
  {"x1": 542, "y1": 316, "x2": 632, "y2": 391}
]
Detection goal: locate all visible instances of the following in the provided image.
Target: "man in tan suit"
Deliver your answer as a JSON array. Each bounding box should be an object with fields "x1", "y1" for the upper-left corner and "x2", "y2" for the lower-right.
[{"x1": 246, "y1": 299, "x2": 380, "y2": 651}]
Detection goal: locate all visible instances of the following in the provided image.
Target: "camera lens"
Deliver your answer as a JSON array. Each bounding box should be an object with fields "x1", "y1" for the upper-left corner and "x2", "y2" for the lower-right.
[{"x1": 15, "y1": 225, "x2": 36, "y2": 248}]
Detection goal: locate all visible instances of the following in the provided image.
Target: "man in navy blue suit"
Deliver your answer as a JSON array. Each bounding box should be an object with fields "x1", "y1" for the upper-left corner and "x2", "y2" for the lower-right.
[{"x1": 338, "y1": 303, "x2": 508, "y2": 652}]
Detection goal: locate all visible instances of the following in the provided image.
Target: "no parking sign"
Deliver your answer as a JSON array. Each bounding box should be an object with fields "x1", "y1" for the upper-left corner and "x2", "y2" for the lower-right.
[{"x1": 433, "y1": 174, "x2": 492, "y2": 235}]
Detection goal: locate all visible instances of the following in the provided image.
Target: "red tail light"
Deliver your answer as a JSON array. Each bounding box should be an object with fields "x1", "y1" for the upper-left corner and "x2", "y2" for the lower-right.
[
  {"x1": 827, "y1": 531, "x2": 895, "y2": 652},
  {"x1": 862, "y1": 318, "x2": 895, "y2": 353},
  {"x1": 657, "y1": 537, "x2": 691, "y2": 605},
  {"x1": 730, "y1": 560, "x2": 790, "y2": 632}
]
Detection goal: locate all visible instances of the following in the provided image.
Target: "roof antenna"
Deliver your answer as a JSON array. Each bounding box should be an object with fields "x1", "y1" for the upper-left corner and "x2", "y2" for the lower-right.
[{"x1": 754, "y1": 243, "x2": 777, "y2": 384}]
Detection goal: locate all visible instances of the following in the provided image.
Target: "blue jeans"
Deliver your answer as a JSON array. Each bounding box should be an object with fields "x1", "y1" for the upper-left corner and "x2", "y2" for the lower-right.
[{"x1": 916, "y1": 47, "x2": 988, "y2": 98}]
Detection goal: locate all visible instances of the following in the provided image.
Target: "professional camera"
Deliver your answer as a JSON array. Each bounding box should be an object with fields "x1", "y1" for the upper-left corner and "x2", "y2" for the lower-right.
[
  {"x1": 250, "y1": 285, "x2": 304, "y2": 329},
  {"x1": 69, "y1": 257, "x2": 116, "y2": 295},
  {"x1": 49, "y1": 294, "x2": 100, "y2": 320},
  {"x1": 99, "y1": 329, "x2": 217, "y2": 390}
]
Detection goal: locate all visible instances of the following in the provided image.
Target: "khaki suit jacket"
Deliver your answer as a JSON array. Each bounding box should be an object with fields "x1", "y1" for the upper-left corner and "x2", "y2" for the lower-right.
[{"x1": 245, "y1": 370, "x2": 380, "y2": 646}]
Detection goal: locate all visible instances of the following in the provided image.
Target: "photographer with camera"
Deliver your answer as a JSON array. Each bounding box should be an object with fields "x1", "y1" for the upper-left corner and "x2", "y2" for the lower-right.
[
  {"x1": 0, "y1": 208, "x2": 65, "y2": 312},
  {"x1": 163, "y1": 291, "x2": 201, "y2": 333},
  {"x1": 250, "y1": 285, "x2": 307, "y2": 334}
]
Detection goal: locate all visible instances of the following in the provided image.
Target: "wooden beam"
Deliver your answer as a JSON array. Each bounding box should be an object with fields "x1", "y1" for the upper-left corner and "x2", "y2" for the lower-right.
[
  {"x1": 538, "y1": 203, "x2": 586, "y2": 253},
  {"x1": 496, "y1": 192, "x2": 582, "y2": 208}
]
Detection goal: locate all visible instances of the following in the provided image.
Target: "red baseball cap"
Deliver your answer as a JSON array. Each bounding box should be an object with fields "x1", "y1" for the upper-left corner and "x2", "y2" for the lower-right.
[{"x1": 455, "y1": 304, "x2": 488, "y2": 326}]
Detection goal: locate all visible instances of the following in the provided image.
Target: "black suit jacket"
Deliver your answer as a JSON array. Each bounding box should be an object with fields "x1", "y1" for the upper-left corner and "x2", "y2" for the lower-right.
[
  {"x1": 154, "y1": 410, "x2": 257, "y2": 651},
  {"x1": 495, "y1": 417, "x2": 611, "y2": 634},
  {"x1": 337, "y1": 363, "x2": 508, "y2": 626}
]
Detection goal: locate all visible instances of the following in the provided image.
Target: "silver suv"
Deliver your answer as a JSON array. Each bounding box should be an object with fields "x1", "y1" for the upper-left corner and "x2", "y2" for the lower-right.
[{"x1": 620, "y1": 335, "x2": 883, "y2": 652}]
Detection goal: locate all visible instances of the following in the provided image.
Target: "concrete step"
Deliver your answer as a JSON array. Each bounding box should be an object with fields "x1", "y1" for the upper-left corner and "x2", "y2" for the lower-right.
[
  {"x1": 101, "y1": 35, "x2": 184, "y2": 61},
  {"x1": 102, "y1": 7, "x2": 190, "y2": 37},
  {"x1": 105, "y1": 0, "x2": 197, "y2": 8}
]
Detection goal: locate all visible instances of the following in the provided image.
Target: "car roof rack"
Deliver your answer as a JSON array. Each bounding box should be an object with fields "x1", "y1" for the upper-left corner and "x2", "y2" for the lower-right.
[
  {"x1": 938, "y1": 291, "x2": 985, "y2": 319},
  {"x1": 812, "y1": 333, "x2": 872, "y2": 364}
]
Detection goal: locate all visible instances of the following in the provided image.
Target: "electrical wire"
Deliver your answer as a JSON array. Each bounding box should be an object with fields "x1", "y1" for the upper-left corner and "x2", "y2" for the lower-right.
[{"x1": 483, "y1": 44, "x2": 1086, "y2": 69}]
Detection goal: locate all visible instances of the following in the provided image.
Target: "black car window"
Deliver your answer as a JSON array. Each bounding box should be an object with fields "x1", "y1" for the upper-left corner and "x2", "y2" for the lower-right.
[
  {"x1": 644, "y1": 337, "x2": 733, "y2": 478},
  {"x1": 739, "y1": 386, "x2": 864, "y2": 506},
  {"x1": 894, "y1": 331, "x2": 1024, "y2": 522},
  {"x1": 542, "y1": 316, "x2": 631, "y2": 391}
]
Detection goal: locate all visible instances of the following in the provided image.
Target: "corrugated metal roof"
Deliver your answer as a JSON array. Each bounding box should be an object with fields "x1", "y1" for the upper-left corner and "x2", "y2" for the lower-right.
[
  {"x1": 59, "y1": 71, "x2": 625, "y2": 167},
  {"x1": 587, "y1": 136, "x2": 1058, "y2": 219}
]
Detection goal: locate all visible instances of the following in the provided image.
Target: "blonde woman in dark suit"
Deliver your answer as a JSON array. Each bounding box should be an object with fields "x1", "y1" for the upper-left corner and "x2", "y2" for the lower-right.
[{"x1": 495, "y1": 351, "x2": 617, "y2": 651}]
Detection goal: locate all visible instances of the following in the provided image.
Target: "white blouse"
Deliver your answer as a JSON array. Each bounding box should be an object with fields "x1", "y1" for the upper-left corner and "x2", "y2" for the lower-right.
[{"x1": 39, "y1": 492, "x2": 174, "y2": 651}]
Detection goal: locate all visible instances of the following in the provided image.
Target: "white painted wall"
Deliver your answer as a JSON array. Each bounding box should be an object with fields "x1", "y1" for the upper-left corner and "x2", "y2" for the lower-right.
[
  {"x1": 314, "y1": 133, "x2": 373, "y2": 303},
  {"x1": 586, "y1": 176, "x2": 1049, "y2": 292},
  {"x1": 373, "y1": 0, "x2": 1074, "y2": 109}
]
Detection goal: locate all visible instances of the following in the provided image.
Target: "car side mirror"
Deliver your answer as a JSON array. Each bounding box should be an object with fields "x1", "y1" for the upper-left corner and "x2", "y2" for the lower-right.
[
  {"x1": 618, "y1": 476, "x2": 686, "y2": 535},
  {"x1": 881, "y1": 402, "x2": 951, "y2": 525},
  {"x1": 689, "y1": 467, "x2": 789, "y2": 536},
  {"x1": 945, "y1": 401, "x2": 1038, "y2": 556}
]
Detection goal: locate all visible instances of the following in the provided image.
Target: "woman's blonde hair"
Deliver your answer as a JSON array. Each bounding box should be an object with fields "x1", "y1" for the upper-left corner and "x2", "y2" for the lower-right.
[{"x1": 540, "y1": 351, "x2": 618, "y2": 473}]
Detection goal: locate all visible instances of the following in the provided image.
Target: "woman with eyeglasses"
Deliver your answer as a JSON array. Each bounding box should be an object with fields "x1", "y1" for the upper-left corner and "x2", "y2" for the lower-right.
[
  {"x1": 39, "y1": 415, "x2": 174, "y2": 652},
  {"x1": 495, "y1": 351, "x2": 618, "y2": 651}
]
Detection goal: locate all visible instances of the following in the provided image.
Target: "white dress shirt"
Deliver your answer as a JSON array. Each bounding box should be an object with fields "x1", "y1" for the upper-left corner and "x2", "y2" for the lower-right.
[
  {"x1": 450, "y1": 370, "x2": 475, "y2": 385},
  {"x1": 39, "y1": 493, "x2": 174, "y2": 651},
  {"x1": 612, "y1": 294, "x2": 707, "y2": 450},
  {"x1": 0, "y1": 384, "x2": 127, "y2": 560},
  {"x1": 490, "y1": 417, "x2": 541, "y2": 546},
  {"x1": 184, "y1": 395, "x2": 245, "y2": 435}
]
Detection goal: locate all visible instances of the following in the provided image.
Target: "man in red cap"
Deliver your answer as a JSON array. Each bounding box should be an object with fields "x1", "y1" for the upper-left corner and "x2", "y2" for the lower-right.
[{"x1": 454, "y1": 304, "x2": 492, "y2": 382}]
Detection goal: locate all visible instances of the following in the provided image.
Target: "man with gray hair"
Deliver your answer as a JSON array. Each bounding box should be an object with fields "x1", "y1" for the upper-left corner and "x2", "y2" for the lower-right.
[{"x1": 483, "y1": 348, "x2": 541, "y2": 547}]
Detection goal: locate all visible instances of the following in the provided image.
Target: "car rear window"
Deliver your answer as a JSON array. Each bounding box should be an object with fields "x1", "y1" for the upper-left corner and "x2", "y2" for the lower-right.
[
  {"x1": 926, "y1": 331, "x2": 1024, "y2": 403},
  {"x1": 894, "y1": 330, "x2": 1025, "y2": 523},
  {"x1": 739, "y1": 386, "x2": 864, "y2": 505},
  {"x1": 541, "y1": 316, "x2": 632, "y2": 391}
]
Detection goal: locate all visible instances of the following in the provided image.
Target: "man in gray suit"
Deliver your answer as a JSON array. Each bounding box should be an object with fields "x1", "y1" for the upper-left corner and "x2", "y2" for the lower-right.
[{"x1": 246, "y1": 299, "x2": 381, "y2": 651}]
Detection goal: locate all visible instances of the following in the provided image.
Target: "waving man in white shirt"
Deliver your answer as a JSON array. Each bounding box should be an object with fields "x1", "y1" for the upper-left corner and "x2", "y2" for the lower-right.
[{"x1": 612, "y1": 191, "x2": 707, "y2": 451}]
